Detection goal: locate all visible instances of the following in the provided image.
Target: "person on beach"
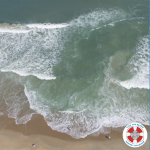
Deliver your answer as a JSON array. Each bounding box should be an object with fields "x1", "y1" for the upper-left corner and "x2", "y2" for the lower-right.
[{"x1": 105, "y1": 135, "x2": 110, "y2": 139}]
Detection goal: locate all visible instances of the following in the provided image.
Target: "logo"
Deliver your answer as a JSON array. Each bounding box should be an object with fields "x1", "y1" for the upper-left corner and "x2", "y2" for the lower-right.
[{"x1": 123, "y1": 123, "x2": 147, "y2": 148}]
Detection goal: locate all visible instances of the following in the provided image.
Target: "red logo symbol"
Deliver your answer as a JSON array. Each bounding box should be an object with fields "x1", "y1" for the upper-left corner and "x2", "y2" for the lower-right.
[{"x1": 127, "y1": 126, "x2": 143, "y2": 143}]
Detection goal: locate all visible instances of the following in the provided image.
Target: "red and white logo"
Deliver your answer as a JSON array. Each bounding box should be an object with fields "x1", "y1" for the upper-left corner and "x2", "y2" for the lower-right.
[{"x1": 123, "y1": 123, "x2": 147, "y2": 148}]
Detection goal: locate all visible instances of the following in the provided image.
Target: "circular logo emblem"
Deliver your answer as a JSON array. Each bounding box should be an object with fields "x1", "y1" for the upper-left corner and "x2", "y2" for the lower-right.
[{"x1": 123, "y1": 123, "x2": 147, "y2": 148}]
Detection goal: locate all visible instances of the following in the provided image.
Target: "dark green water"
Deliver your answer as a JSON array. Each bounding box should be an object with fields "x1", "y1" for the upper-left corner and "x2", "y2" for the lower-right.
[{"x1": 0, "y1": 0, "x2": 149, "y2": 138}]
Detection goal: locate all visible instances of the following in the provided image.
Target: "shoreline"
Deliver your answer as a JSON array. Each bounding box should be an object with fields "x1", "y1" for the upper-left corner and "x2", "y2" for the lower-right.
[{"x1": 0, "y1": 114, "x2": 149, "y2": 150}]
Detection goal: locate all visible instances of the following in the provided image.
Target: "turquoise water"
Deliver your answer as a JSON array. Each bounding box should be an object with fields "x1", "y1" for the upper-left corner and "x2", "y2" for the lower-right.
[{"x1": 0, "y1": 0, "x2": 149, "y2": 138}]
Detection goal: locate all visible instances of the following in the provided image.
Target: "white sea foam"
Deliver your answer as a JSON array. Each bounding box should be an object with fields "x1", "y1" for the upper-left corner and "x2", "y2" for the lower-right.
[
  {"x1": 70, "y1": 8, "x2": 128, "y2": 28},
  {"x1": 0, "y1": 9, "x2": 128, "y2": 80},
  {"x1": 119, "y1": 37, "x2": 149, "y2": 89},
  {"x1": 95, "y1": 17, "x2": 145, "y2": 30},
  {"x1": 0, "y1": 8, "x2": 148, "y2": 139},
  {"x1": 0, "y1": 22, "x2": 68, "y2": 80},
  {"x1": 0, "y1": 23, "x2": 30, "y2": 33},
  {"x1": 26, "y1": 23, "x2": 69, "y2": 29},
  {"x1": 24, "y1": 77, "x2": 149, "y2": 139},
  {"x1": 1, "y1": 69, "x2": 56, "y2": 80},
  {"x1": 119, "y1": 74, "x2": 149, "y2": 89},
  {"x1": 0, "y1": 75, "x2": 36, "y2": 124},
  {"x1": 0, "y1": 28, "x2": 30, "y2": 33},
  {"x1": 0, "y1": 23, "x2": 69, "y2": 33},
  {"x1": 58, "y1": 109, "x2": 86, "y2": 114}
]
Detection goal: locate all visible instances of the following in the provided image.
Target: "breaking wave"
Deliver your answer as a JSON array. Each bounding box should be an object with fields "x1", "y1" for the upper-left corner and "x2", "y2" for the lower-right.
[
  {"x1": 0, "y1": 8, "x2": 129, "y2": 80},
  {"x1": 119, "y1": 37, "x2": 149, "y2": 89},
  {"x1": 0, "y1": 7, "x2": 149, "y2": 139}
]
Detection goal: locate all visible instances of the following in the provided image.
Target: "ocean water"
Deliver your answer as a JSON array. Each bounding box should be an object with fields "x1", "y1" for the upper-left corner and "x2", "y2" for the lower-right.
[{"x1": 0, "y1": 0, "x2": 149, "y2": 138}]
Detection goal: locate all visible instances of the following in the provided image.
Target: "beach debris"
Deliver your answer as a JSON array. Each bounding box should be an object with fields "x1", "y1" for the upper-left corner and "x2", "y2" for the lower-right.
[
  {"x1": 105, "y1": 135, "x2": 110, "y2": 139},
  {"x1": 67, "y1": 127, "x2": 70, "y2": 130},
  {"x1": 32, "y1": 144, "x2": 36, "y2": 147}
]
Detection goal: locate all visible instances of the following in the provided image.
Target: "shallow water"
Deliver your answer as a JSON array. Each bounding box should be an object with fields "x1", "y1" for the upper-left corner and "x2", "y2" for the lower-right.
[{"x1": 0, "y1": 0, "x2": 149, "y2": 138}]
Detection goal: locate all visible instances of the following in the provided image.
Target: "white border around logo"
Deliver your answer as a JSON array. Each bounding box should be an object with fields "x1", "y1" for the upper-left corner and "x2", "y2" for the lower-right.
[{"x1": 122, "y1": 123, "x2": 147, "y2": 148}]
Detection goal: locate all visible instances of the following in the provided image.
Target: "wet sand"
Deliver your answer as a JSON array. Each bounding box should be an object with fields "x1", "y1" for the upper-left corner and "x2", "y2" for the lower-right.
[{"x1": 0, "y1": 115, "x2": 149, "y2": 150}]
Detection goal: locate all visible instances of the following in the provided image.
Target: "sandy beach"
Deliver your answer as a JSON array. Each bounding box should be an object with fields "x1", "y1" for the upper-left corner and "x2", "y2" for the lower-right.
[{"x1": 0, "y1": 115, "x2": 149, "y2": 150}]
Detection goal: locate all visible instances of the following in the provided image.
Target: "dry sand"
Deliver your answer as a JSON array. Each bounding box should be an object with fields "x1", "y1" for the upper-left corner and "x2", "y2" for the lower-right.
[{"x1": 0, "y1": 115, "x2": 149, "y2": 150}]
